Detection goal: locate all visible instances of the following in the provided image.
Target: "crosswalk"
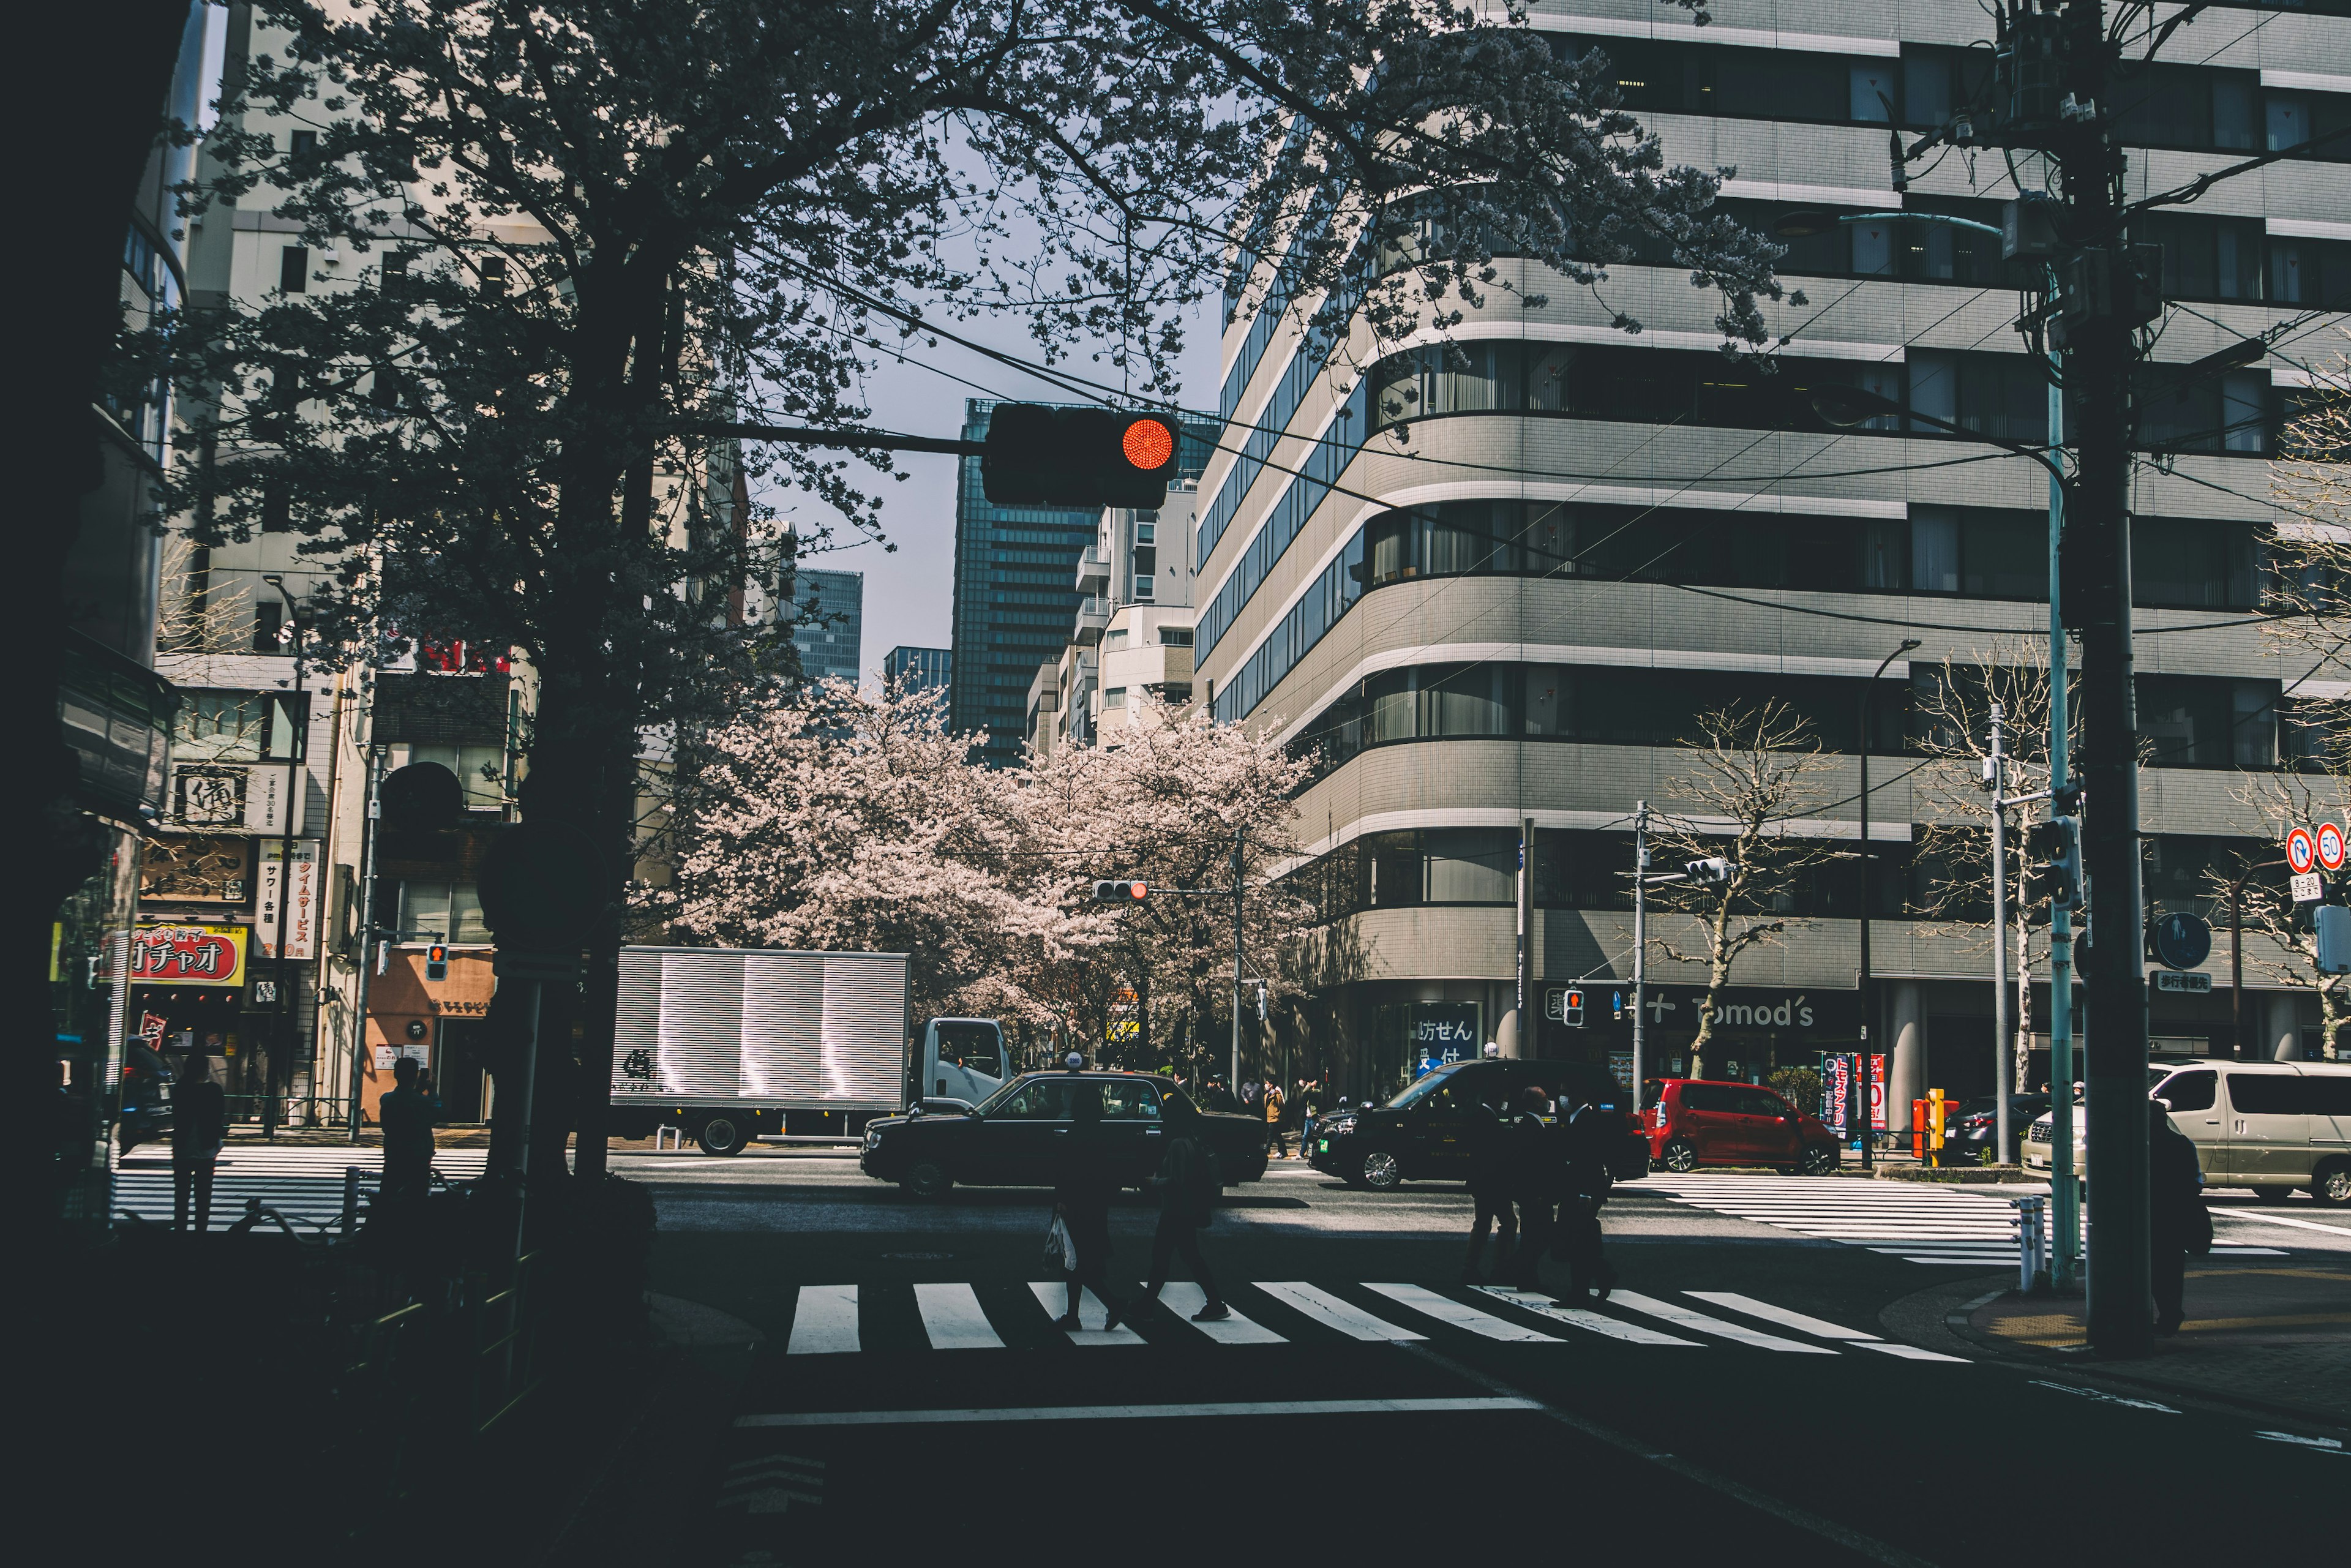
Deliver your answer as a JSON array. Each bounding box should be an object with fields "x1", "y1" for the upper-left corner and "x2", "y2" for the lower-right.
[
  {"x1": 778, "y1": 1278, "x2": 1968, "y2": 1360},
  {"x1": 1643, "y1": 1175, "x2": 2288, "y2": 1266},
  {"x1": 110, "y1": 1145, "x2": 493, "y2": 1231}
]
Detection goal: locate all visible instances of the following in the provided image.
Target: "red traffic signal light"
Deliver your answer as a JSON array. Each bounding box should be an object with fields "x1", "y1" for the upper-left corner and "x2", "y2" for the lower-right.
[
  {"x1": 1092, "y1": 880, "x2": 1149, "y2": 902},
  {"x1": 983, "y1": 405, "x2": 1179, "y2": 508},
  {"x1": 425, "y1": 943, "x2": 448, "y2": 981}
]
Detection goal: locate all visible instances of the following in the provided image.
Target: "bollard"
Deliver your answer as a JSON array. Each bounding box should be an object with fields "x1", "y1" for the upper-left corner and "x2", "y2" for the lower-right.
[
  {"x1": 2014, "y1": 1195, "x2": 2047, "y2": 1293},
  {"x1": 343, "y1": 1166, "x2": 362, "y2": 1234}
]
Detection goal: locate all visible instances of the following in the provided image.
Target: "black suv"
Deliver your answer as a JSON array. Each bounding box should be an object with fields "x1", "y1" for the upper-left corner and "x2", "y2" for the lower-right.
[{"x1": 1307, "y1": 1059, "x2": 1645, "y2": 1190}]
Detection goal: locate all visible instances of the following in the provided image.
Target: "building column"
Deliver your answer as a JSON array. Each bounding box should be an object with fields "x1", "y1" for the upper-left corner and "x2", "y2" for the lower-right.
[
  {"x1": 2267, "y1": 992, "x2": 2303, "y2": 1062},
  {"x1": 1888, "y1": 980, "x2": 1925, "y2": 1135}
]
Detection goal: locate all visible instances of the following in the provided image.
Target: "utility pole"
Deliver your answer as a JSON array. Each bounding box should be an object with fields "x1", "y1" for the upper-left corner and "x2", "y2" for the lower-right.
[
  {"x1": 1632, "y1": 801, "x2": 1648, "y2": 1109},
  {"x1": 263, "y1": 576, "x2": 306, "y2": 1140},
  {"x1": 1989, "y1": 703, "x2": 2012, "y2": 1166},
  {"x1": 1856, "y1": 639, "x2": 1919, "y2": 1171},
  {"x1": 347, "y1": 743, "x2": 385, "y2": 1142},
  {"x1": 1515, "y1": 817, "x2": 1532, "y2": 1059},
  {"x1": 1231, "y1": 823, "x2": 1245, "y2": 1090}
]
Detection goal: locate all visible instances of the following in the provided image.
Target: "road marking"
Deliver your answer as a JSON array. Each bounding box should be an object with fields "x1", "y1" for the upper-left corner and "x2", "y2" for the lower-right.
[
  {"x1": 1684, "y1": 1291, "x2": 1878, "y2": 1338},
  {"x1": 784, "y1": 1285, "x2": 859, "y2": 1356},
  {"x1": 2254, "y1": 1430, "x2": 2344, "y2": 1452},
  {"x1": 1364, "y1": 1283, "x2": 1559, "y2": 1342},
  {"x1": 718, "y1": 1452, "x2": 825, "y2": 1515},
  {"x1": 1472, "y1": 1288, "x2": 1700, "y2": 1346},
  {"x1": 2029, "y1": 1379, "x2": 2180, "y2": 1412},
  {"x1": 1027, "y1": 1283, "x2": 1144, "y2": 1343},
  {"x1": 1156, "y1": 1283, "x2": 1286, "y2": 1344},
  {"x1": 737, "y1": 1397, "x2": 1540, "y2": 1427},
  {"x1": 1607, "y1": 1290, "x2": 1837, "y2": 1353},
  {"x1": 913, "y1": 1283, "x2": 1004, "y2": 1349},
  {"x1": 2212, "y1": 1209, "x2": 2351, "y2": 1236},
  {"x1": 1253, "y1": 1281, "x2": 1426, "y2": 1340}
]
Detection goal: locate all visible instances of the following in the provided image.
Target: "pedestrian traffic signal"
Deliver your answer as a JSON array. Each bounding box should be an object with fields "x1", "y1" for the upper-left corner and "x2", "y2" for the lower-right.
[
  {"x1": 2027, "y1": 817, "x2": 2083, "y2": 910},
  {"x1": 1092, "y1": 880, "x2": 1149, "y2": 903},
  {"x1": 425, "y1": 943, "x2": 448, "y2": 981},
  {"x1": 1685, "y1": 857, "x2": 1733, "y2": 884},
  {"x1": 981, "y1": 405, "x2": 1180, "y2": 508}
]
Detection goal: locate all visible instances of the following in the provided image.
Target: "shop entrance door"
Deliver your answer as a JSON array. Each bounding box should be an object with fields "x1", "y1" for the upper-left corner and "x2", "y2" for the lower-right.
[{"x1": 436, "y1": 1017, "x2": 491, "y2": 1122}]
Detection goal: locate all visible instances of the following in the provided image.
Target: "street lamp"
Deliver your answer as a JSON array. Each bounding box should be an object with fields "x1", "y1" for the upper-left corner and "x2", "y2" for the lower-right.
[
  {"x1": 262, "y1": 574, "x2": 304, "y2": 1136},
  {"x1": 1856, "y1": 637, "x2": 1922, "y2": 1170}
]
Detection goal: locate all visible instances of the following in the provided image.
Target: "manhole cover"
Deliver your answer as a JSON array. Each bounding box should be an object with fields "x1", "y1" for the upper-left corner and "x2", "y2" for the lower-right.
[{"x1": 882, "y1": 1251, "x2": 958, "y2": 1260}]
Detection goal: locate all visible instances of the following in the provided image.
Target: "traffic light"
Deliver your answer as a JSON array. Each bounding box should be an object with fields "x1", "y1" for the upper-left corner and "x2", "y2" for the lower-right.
[
  {"x1": 981, "y1": 405, "x2": 1180, "y2": 508},
  {"x1": 2027, "y1": 817, "x2": 2083, "y2": 910},
  {"x1": 1562, "y1": 988, "x2": 1583, "y2": 1027},
  {"x1": 1092, "y1": 880, "x2": 1149, "y2": 903},
  {"x1": 425, "y1": 942, "x2": 448, "y2": 981},
  {"x1": 1685, "y1": 857, "x2": 1733, "y2": 884}
]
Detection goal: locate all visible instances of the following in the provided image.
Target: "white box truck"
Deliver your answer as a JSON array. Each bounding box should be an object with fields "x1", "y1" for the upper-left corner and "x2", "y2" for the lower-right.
[{"x1": 607, "y1": 945, "x2": 1011, "y2": 1154}]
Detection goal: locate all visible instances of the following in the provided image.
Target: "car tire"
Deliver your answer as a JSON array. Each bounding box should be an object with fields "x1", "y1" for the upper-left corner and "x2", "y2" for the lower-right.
[
  {"x1": 1799, "y1": 1144, "x2": 1836, "y2": 1177},
  {"x1": 2313, "y1": 1160, "x2": 2351, "y2": 1208},
  {"x1": 696, "y1": 1116, "x2": 746, "y2": 1157},
  {"x1": 1663, "y1": 1139, "x2": 1700, "y2": 1174},
  {"x1": 1359, "y1": 1149, "x2": 1403, "y2": 1190},
  {"x1": 900, "y1": 1161, "x2": 953, "y2": 1201},
  {"x1": 2252, "y1": 1183, "x2": 2294, "y2": 1204}
]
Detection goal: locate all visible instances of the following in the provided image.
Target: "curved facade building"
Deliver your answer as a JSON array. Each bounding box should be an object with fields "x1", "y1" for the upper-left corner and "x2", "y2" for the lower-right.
[{"x1": 1198, "y1": 1, "x2": 2351, "y2": 1113}]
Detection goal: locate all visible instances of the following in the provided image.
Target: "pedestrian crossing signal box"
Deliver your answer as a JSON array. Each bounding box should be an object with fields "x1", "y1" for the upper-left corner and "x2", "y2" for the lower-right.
[
  {"x1": 1545, "y1": 987, "x2": 1584, "y2": 1026},
  {"x1": 425, "y1": 943, "x2": 448, "y2": 981}
]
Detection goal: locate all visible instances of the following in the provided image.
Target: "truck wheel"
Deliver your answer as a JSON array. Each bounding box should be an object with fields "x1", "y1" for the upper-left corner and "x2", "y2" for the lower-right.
[
  {"x1": 1663, "y1": 1139, "x2": 1700, "y2": 1173},
  {"x1": 901, "y1": 1161, "x2": 952, "y2": 1201},
  {"x1": 1358, "y1": 1150, "x2": 1402, "y2": 1190},
  {"x1": 2312, "y1": 1160, "x2": 2350, "y2": 1207},
  {"x1": 696, "y1": 1116, "x2": 746, "y2": 1157}
]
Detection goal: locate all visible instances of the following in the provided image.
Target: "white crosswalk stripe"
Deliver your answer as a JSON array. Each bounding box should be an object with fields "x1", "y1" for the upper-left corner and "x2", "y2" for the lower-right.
[
  {"x1": 1642, "y1": 1175, "x2": 2287, "y2": 1265},
  {"x1": 762, "y1": 1279, "x2": 1977, "y2": 1360},
  {"x1": 110, "y1": 1146, "x2": 495, "y2": 1232}
]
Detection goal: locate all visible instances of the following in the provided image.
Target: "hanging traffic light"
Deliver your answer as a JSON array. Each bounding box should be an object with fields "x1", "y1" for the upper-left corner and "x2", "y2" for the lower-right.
[
  {"x1": 1685, "y1": 857, "x2": 1733, "y2": 884},
  {"x1": 2027, "y1": 817, "x2": 2083, "y2": 910},
  {"x1": 1092, "y1": 880, "x2": 1149, "y2": 903},
  {"x1": 982, "y1": 405, "x2": 1180, "y2": 508},
  {"x1": 425, "y1": 943, "x2": 448, "y2": 981}
]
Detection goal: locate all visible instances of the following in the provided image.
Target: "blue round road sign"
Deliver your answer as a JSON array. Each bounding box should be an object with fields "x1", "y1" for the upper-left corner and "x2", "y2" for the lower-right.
[{"x1": 2151, "y1": 910, "x2": 2213, "y2": 972}]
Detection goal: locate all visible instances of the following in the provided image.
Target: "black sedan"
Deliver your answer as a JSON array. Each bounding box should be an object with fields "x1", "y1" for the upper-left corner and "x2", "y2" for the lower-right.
[
  {"x1": 1307, "y1": 1058, "x2": 1647, "y2": 1190},
  {"x1": 1944, "y1": 1093, "x2": 2050, "y2": 1166},
  {"x1": 860, "y1": 1070, "x2": 1269, "y2": 1199}
]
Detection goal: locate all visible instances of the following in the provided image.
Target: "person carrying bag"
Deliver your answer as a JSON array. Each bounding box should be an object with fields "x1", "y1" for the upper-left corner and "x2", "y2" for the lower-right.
[{"x1": 1143, "y1": 1095, "x2": 1231, "y2": 1321}]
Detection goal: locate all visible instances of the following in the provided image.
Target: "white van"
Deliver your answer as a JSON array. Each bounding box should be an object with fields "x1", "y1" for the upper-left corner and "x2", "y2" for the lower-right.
[{"x1": 2022, "y1": 1060, "x2": 2351, "y2": 1206}]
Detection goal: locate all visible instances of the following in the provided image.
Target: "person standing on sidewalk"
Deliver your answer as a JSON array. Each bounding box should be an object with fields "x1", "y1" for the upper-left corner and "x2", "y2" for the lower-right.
[
  {"x1": 1144, "y1": 1095, "x2": 1229, "y2": 1320},
  {"x1": 1299, "y1": 1079, "x2": 1322, "y2": 1151},
  {"x1": 377, "y1": 1055, "x2": 437, "y2": 1206},
  {"x1": 1052, "y1": 1084, "x2": 1134, "y2": 1331},
  {"x1": 171, "y1": 1049, "x2": 225, "y2": 1232},
  {"x1": 1262, "y1": 1079, "x2": 1287, "y2": 1158},
  {"x1": 1505, "y1": 1086, "x2": 1556, "y2": 1292},
  {"x1": 1462, "y1": 1086, "x2": 1515, "y2": 1285},
  {"x1": 2150, "y1": 1098, "x2": 2210, "y2": 1336}
]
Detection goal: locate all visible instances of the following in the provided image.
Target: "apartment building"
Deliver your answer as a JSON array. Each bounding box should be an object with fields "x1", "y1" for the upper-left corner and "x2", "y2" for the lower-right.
[
  {"x1": 786, "y1": 566, "x2": 865, "y2": 686},
  {"x1": 1196, "y1": 0, "x2": 2351, "y2": 1111}
]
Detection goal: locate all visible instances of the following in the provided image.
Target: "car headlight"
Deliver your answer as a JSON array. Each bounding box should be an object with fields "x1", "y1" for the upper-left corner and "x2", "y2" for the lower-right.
[{"x1": 863, "y1": 1126, "x2": 882, "y2": 1149}]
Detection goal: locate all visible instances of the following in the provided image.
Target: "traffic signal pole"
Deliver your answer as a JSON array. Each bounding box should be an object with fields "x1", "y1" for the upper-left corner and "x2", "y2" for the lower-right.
[
  {"x1": 1989, "y1": 703, "x2": 2012, "y2": 1166},
  {"x1": 2044, "y1": 266, "x2": 2081, "y2": 1295},
  {"x1": 1631, "y1": 802, "x2": 1648, "y2": 1110},
  {"x1": 2053, "y1": 0, "x2": 2151, "y2": 1354},
  {"x1": 1231, "y1": 825, "x2": 1245, "y2": 1089}
]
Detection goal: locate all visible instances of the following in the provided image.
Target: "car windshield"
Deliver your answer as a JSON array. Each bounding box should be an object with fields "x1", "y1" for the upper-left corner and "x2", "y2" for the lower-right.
[
  {"x1": 1385, "y1": 1071, "x2": 1458, "y2": 1109},
  {"x1": 972, "y1": 1075, "x2": 1034, "y2": 1116}
]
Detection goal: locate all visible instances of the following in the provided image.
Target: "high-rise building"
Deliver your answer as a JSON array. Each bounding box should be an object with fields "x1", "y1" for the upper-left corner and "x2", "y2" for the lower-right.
[
  {"x1": 883, "y1": 645, "x2": 952, "y2": 696},
  {"x1": 787, "y1": 566, "x2": 866, "y2": 686},
  {"x1": 950, "y1": 400, "x2": 1218, "y2": 766},
  {"x1": 1196, "y1": 1, "x2": 2345, "y2": 1112}
]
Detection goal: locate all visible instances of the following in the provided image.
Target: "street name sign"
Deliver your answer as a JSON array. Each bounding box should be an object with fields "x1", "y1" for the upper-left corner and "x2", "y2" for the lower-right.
[{"x1": 2153, "y1": 970, "x2": 2213, "y2": 994}]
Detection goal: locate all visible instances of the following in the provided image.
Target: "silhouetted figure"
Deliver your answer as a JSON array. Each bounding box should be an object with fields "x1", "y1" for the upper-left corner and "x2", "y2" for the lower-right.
[
  {"x1": 378, "y1": 1055, "x2": 437, "y2": 1206},
  {"x1": 1053, "y1": 1085, "x2": 1131, "y2": 1330},
  {"x1": 1144, "y1": 1095, "x2": 1228, "y2": 1319},
  {"x1": 1505, "y1": 1087, "x2": 1556, "y2": 1291},
  {"x1": 1462, "y1": 1090, "x2": 1516, "y2": 1284},
  {"x1": 1556, "y1": 1093, "x2": 1621, "y2": 1301},
  {"x1": 2150, "y1": 1098, "x2": 2210, "y2": 1335},
  {"x1": 172, "y1": 1049, "x2": 225, "y2": 1232}
]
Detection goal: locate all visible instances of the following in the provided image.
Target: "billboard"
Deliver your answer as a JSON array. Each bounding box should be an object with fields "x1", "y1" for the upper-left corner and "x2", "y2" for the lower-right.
[{"x1": 130, "y1": 923, "x2": 249, "y2": 988}]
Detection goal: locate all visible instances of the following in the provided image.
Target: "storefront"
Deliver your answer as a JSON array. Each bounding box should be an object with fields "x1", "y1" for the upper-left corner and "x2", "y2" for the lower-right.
[
  {"x1": 360, "y1": 946, "x2": 497, "y2": 1124},
  {"x1": 1540, "y1": 982, "x2": 1865, "y2": 1093},
  {"x1": 127, "y1": 921, "x2": 257, "y2": 1095}
]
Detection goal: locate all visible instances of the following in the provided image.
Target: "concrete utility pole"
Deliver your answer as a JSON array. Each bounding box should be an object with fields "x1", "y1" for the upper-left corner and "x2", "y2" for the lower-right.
[
  {"x1": 1989, "y1": 704, "x2": 2012, "y2": 1165},
  {"x1": 2043, "y1": 253, "x2": 2082, "y2": 1295},
  {"x1": 264, "y1": 575, "x2": 305, "y2": 1138},
  {"x1": 1632, "y1": 801, "x2": 1648, "y2": 1108},
  {"x1": 1856, "y1": 639, "x2": 1921, "y2": 1171},
  {"x1": 347, "y1": 743, "x2": 386, "y2": 1142},
  {"x1": 1515, "y1": 817, "x2": 1532, "y2": 1059},
  {"x1": 1231, "y1": 823, "x2": 1245, "y2": 1090}
]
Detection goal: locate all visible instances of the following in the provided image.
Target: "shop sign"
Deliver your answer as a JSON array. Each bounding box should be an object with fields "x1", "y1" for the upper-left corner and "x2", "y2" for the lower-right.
[
  {"x1": 255, "y1": 841, "x2": 318, "y2": 961},
  {"x1": 1632, "y1": 987, "x2": 1859, "y2": 1037},
  {"x1": 131, "y1": 923, "x2": 249, "y2": 987},
  {"x1": 1411, "y1": 1001, "x2": 1480, "y2": 1068}
]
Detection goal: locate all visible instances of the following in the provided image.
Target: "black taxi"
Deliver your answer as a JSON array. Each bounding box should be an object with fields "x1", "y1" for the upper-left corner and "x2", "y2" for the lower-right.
[
  {"x1": 1307, "y1": 1058, "x2": 1646, "y2": 1190},
  {"x1": 860, "y1": 1069, "x2": 1270, "y2": 1199}
]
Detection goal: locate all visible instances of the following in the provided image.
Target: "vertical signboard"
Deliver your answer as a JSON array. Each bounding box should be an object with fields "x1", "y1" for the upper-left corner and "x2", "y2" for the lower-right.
[{"x1": 255, "y1": 841, "x2": 318, "y2": 960}]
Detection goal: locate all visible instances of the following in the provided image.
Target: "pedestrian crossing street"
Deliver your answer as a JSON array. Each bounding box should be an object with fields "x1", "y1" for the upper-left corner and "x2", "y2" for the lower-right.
[
  {"x1": 778, "y1": 1278, "x2": 1969, "y2": 1360},
  {"x1": 110, "y1": 1146, "x2": 492, "y2": 1231},
  {"x1": 1641, "y1": 1175, "x2": 2289, "y2": 1266}
]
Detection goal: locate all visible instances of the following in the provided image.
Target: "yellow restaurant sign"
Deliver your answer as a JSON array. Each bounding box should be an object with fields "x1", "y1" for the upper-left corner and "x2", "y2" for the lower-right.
[{"x1": 131, "y1": 923, "x2": 249, "y2": 988}]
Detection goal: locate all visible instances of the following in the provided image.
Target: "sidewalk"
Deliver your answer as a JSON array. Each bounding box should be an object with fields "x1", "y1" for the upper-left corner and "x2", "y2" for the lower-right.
[{"x1": 1952, "y1": 1259, "x2": 2351, "y2": 1425}]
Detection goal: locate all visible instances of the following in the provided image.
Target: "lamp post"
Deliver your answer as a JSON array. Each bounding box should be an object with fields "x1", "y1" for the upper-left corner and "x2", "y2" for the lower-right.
[
  {"x1": 1856, "y1": 638, "x2": 1922, "y2": 1171},
  {"x1": 261, "y1": 574, "x2": 305, "y2": 1137}
]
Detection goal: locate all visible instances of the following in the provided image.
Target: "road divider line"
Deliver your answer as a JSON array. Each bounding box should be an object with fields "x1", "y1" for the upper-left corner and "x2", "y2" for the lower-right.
[
  {"x1": 1365, "y1": 1283, "x2": 1560, "y2": 1342},
  {"x1": 1252, "y1": 1282, "x2": 1426, "y2": 1341},
  {"x1": 914, "y1": 1283, "x2": 1003, "y2": 1350},
  {"x1": 1472, "y1": 1288, "x2": 1699, "y2": 1346},
  {"x1": 1607, "y1": 1290, "x2": 1837, "y2": 1354},
  {"x1": 784, "y1": 1285, "x2": 859, "y2": 1356},
  {"x1": 1157, "y1": 1283, "x2": 1286, "y2": 1344},
  {"x1": 737, "y1": 1397, "x2": 1541, "y2": 1428}
]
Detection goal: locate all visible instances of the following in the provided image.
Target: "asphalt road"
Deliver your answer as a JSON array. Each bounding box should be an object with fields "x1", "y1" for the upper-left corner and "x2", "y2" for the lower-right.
[{"x1": 632, "y1": 1155, "x2": 2349, "y2": 1565}]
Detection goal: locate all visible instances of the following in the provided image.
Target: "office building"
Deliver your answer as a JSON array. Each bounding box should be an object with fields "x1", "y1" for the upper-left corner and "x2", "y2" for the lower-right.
[
  {"x1": 1197, "y1": 0, "x2": 2345, "y2": 1111},
  {"x1": 883, "y1": 644, "x2": 952, "y2": 697},
  {"x1": 787, "y1": 566, "x2": 866, "y2": 686}
]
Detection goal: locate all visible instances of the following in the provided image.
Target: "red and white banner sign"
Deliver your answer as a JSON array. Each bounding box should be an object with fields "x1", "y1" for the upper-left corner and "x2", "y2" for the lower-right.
[{"x1": 255, "y1": 841, "x2": 318, "y2": 961}]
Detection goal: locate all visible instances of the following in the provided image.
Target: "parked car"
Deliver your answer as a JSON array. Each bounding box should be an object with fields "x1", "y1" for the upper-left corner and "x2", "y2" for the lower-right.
[
  {"x1": 859, "y1": 1070, "x2": 1268, "y2": 1199},
  {"x1": 1646, "y1": 1079, "x2": 1840, "y2": 1174},
  {"x1": 1944, "y1": 1094, "x2": 2050, "y2": 1166},
  {"x1": 115, "y1": 1042, "x2": 176, "y2": 1157},
  {"x1": 2022, "y1": 1060, "x2": 2351, "y2": 1206},
  {"x1": 1306, "y1": 1058, "x2": 1644, "y2": 1191}
]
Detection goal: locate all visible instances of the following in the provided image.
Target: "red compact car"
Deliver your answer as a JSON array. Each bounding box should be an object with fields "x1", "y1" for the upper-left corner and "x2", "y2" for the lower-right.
[{"x1": 1646, "y1": 1079, "x2": 1840, "y2": 1174}]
